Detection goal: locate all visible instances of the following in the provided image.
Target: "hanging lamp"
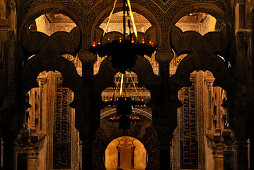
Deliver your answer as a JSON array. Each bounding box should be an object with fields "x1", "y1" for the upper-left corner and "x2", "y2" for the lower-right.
[{"x1": 89, "y1": 0, "x2": 157, "y2": 73}]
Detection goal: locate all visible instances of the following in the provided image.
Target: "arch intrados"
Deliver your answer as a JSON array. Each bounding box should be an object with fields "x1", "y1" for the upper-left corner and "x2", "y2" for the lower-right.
[
  {"x1": 171, "y1": 3, "x2": 229, "y2": 25},
  {"x1": 173, "y1": 62, "x2": 232, "y2": 92},
  {"x1": 19, "y1": 5, "x2": 82, "y2": 41},
  {"x1": 91, "y1": 3, "x2": 161, "y2": 43},
  {"x1": 21, "y1": 56, "x2": 80, "y2": 94},
  {"x1": 94, "y1": 3, "x2": 157, "y2": 27},
  {"x1": 95, "y1": 56, "x2": 158, "y2": 93}
]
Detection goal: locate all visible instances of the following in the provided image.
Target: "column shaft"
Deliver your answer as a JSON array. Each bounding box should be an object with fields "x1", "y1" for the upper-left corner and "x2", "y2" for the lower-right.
[
  {"x1": 160, "y1": 149, "x2": 171, "y2": 170},
  {"x1": 27, "y1": 150, "x2": 38, "y2": 170},
  {"x1": 214, "y1": 156, "x2": 224, "y2": 170},
  {"x1": 0, "y1": 138, "x2": 2, "y2": 170},
  {"x1": 250, "y1": 138, "x2": 254, "y2": 170},
  {"x1": 82, "y1": 142, "x2": 93, "y2": 170}
]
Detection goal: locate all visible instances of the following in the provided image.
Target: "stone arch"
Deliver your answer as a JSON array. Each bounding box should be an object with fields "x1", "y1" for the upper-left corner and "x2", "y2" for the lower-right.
[
  {"x1": 21, "y1": 55, "x2": 81, "y2": 94},
  {"x1": 92, "y1": 125, "x2": 160, "y2": 170},
  {"x1": 170, "y1": 3, "x2": 231, "y2": 25},
  {"x1": 91, "y1": 3, "x2": 162, "y2": 45},
  {"x1": 94, "y1": 56, "x2": 159, "y2": 94},
  {"x1": 170, "y1": 24, "x2": 235, "y2": 94},
  {"x1": 170, "y1": 53, "x2": 234, "y2": 93},
  {"x1": 168, "y1": 2, "x2": 233, "y2": 54},
  {"x1": 19, "y1": 3, "x2": 84, "y2": 42}
]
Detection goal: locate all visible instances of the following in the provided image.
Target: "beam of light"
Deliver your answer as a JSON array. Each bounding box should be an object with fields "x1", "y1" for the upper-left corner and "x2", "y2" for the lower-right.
[
  {"x1": 126, "y1": 0, "x2": 138, "y2": 39},
  {"x1": 103, "y1": 0, "x2": 118, "y2": 37},
  {"x1": 129, "y1": 72, "x2": 139, "y2": 94},
  {"x1": 120, "y1": 73, "x2": 124, "y2": 96}
]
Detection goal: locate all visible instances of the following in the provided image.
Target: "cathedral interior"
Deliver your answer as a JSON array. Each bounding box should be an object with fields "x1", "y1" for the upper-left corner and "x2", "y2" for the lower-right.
[{"x1": 0, "y1": 0, "x2": 254, "y2": 170}]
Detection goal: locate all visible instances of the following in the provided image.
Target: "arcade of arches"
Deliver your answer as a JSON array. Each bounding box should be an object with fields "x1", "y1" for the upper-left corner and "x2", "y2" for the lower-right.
[{"x1": 0, "y1": 0, "x2": 253, "y2": 170}]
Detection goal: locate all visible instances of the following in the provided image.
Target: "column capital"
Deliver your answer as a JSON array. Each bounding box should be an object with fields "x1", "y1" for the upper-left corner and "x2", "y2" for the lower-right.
[
  {"x1": 212, "y1": 143, "x2": 225, "y2": 158},
  {"x1": 78, "y1": 50, "x2": 97, "y2": 64},
  {"x1": 155, "y1": 50, "x2": 174, "y2": 63}
]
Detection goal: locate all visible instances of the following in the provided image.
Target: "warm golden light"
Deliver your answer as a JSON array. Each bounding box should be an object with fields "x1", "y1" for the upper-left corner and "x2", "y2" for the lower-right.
[{"x1": 105, "y1": 136, "x2": 147, "y2": 170}]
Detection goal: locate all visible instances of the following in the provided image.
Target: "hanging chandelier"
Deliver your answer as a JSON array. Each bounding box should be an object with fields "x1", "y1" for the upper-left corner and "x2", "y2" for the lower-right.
[
  {"x1": 92, "y1": 0, "x2": 154, "y2": 130},
  {"x1": 89, "y1": 0, "x2": 157, "y2": 73},
  {"x1": 103, "y1": 72, "x2": 147, "y2": 130},
  {"x1": 105, "y1": 97, "x2": 144, "y2": 130}
]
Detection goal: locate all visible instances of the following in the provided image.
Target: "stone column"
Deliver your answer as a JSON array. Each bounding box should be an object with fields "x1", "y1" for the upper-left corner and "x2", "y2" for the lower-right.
[
  {"x1": 154, "y1": 51, "x2": 176, "y2": 170},
  {"x1": 81, "y1": 140, "x2": 93, "y2": 170},
  {"x1": 3, "y1": 137, "x2": 17, "y2": 170},
  {"x1": 0, "y1": 137, "x2": 2, "y2": 170},
  {"x1": 213, "y1": 144, "x2": 224, "y2": 170},
  {"x1": 249, "y1": 137, "x2": 254, "y2": 170},
  {"x1": 26, "y1": 148, "x2": 38, "y2": 170},
  {"x1": 159, "y1": 146, "x2": 171, "y2": 170},
  {"x1": 154, "y1": 124, "x2": 172, "y2": 170}
]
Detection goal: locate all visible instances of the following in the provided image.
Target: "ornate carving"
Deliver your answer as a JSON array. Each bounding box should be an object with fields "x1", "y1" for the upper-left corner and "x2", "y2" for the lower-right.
[
  {"x1": 170, "y1": 25, "x2": 234, "y2": 93},
  {"x1": 21, "y1": 27, "x2": 82, "y2": 93}
]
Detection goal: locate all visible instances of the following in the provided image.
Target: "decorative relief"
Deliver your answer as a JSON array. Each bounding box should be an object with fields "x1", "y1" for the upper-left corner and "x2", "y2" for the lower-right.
[
  {"x1": 53, "y1": 83, "x2": 72, "y2": 169},
  {"x1": 179, "y1": 80, "x2": 198, "y2": 169},
  {"x1": 170, "y1": 25, "x2": 234, "y2": 93}
]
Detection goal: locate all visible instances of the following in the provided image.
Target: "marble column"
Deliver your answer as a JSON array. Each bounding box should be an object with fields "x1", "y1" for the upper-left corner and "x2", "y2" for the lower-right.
[{"x1": 3, "y1": 137, "x2": 17, "y2": 170}]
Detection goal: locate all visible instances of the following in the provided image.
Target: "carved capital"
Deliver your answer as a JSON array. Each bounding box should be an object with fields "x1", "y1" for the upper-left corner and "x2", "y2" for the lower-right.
[
  {"x1": 78, "y1": 50, "x2": 97, "y2": 64},
  {"x1": 155, "y1": 50, "x2": 174, "y2": 63},
  {"x1": 213, "y1": 143, "x2": 225, "y2": 158}
]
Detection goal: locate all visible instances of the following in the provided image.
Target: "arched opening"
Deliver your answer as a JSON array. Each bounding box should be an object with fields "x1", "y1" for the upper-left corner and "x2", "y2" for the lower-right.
[
  {"x1": 100, "y1": 71, "x2": 152, "y2": 129},
  {"x1": 27, "y1": 13, "x2": 82, "y2": 75},
  {"x1": 175, "y1": 12, "x2": 222, "y2": 35},
  {"x1": 18, "y1": 71, "x2": 82, "y2": 170},
  {"x1": 171, "y1": 70, "x2": 230, "y2": 170},
  {"x1": 170, "y1": 12, "x2": 233, "y2": 170},
  {"x1": 105, "y1": 136, "x2": 148, "y2": 170},
  {"x1": 30, "y1": 13, "x2": 76, "y2": 35},
  {"x1": 93, "y1": 11, "x2": 158, "y2": 75},
  {"x1": 170, "y1": 12, "x2": 224, "y2": 76}
]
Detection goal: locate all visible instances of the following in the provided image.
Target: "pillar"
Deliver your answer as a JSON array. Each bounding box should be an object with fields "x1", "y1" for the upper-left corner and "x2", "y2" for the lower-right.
[
  {"x1": 0, "y1": 138, "x2": 2, "y2": 170},
  {"x1": 215, "y1": 157, "x2": 224, "y2": 170},
  {"x1": 235, "y1": 139, "x2": 248, "y2": 170},
  {"x1": 26, "y1": 148, "x2": 38, "y2": 170},
  {"x1": 82, "y1": 140, "x2": 93, "y2": 170},
  {"x1": 250, "y1": 137, "x2": 254, "y2": 170},
  {"x1": 159, "y1": 147, "x2": 171, "y2": 170},
  {"x1": 3, "y1": 137, "x2": 17, "y2": 170},
  {"x1": 213, "y1": 147, "x2": 224, "y2": 170},
  {"x1": 155, "y1": 52, "x2": 175, "y2": 170},
  {"x1": 155, "y1": 124, "x2": 173, "y2": 170}
]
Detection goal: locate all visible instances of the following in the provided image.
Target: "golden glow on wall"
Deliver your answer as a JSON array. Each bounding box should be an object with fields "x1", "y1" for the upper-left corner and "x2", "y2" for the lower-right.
[
  {"x1": 34, "y1": 13, "x2": 76, "y2": 35},
  {"x1": 105, "y1": 136, "x2": 147, "y2": 170},
  {"x1": 175, "y1": 13, "x2": 217, "y2": 35}
]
